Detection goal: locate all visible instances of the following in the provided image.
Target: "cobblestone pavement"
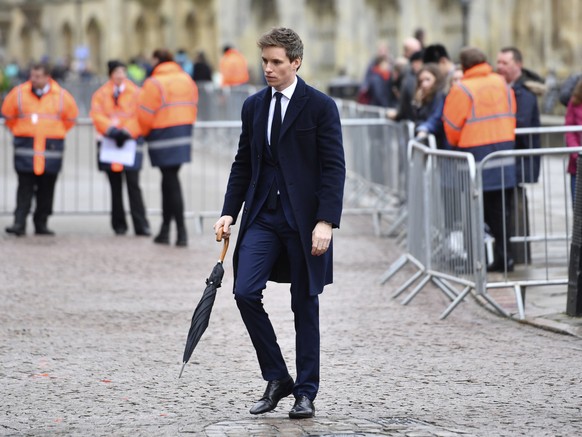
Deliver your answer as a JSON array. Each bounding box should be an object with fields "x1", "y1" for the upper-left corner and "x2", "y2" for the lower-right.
[{"x1": 1, "y1": 215, "x2": 582, "y2": 436}]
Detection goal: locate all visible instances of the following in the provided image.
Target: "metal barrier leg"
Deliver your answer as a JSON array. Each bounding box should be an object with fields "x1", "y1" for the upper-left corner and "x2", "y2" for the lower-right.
[
  {"x1": 385, "y1": 208, "x2": 407, "y2": 237},
  {"x1": 440, "y1": 285, "x2": 472, "y2": 320},
  {"x1": 432, "y1": 277, "x2": 459, "y2": 301},
  {"x1": 480, "y1": 291, "x2": 511, "y2": 317},
  {"x1": 193, "y1": 215, "x2": 203, "y2": 235},
  {"x1": 514, "y1": 284, "x2": 526, "y2": 320},
  {"x1": 401, "y1": 274, "x2": 431, "y2": 305},
  {"x1": 391, "y1": 269, "x2": 424, "y2": 299},
  {"x1": 372, "y1": 211, "x2": 381, "y2": 237},
  {"x1": 379, "y1": 254, "x2": 409, "y2": 284}
]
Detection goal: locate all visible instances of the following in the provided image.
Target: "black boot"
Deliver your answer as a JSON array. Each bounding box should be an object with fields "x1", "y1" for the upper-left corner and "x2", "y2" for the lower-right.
[
  {"x1": 154, "y1": 221, "x2": 170, "y2": 245},
  {"x1": 5, "y1": 222, "x2": 26, "y2": 236},
  {"x1": 176, "y1": 223, "x2": 188, "y2": 247}
]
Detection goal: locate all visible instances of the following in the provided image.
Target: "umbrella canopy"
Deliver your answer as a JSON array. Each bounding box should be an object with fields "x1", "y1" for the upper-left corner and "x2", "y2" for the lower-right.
[{"x1": 179, "y1": 231, "x2": 229, "y2": 378}]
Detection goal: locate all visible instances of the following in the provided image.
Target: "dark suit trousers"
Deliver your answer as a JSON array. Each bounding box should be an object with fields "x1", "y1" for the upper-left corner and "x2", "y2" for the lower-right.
[
  {"x1": 235, "y1": 200, "x2": 320, "y2": 401},
  {"x1": 14, "y1": 172, "x2": 58, "y2": 227},
  {"x1": 160, "y1": 165, "x2": 185, "y2": 227},
  {"x1": 106, "y1": 170, "x2": 149, "y2": 233},
  {"x1": 483, "y1": 189, "x2": 513, "y2": 264}
]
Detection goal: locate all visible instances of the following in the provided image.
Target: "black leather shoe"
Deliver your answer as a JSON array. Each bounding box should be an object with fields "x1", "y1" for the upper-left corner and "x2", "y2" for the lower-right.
[
  {"x1": 114, "y1": 227, "x2": 128, "y2": 236},
  {"x1": 35, "y1": 226, "x2": 55, "y2": 236},
  {"x1": 135, "y1": 227, "x2": 151, "y2": 237},
  {"x1": 289, "y1": 395, "x2": 315, "y2": 419},
  {"x1": 154, "y1": 223, "x2": 170, "y2": 245},
  {"x1": 5, "y1": 224, "x2": 25, "y2": 236},
  {"x1": 249, "y1": 376, "x2": 294, "y2": 415},
  {"x1": 176, "y1": 226, "x2": 188, "y2": 247}
]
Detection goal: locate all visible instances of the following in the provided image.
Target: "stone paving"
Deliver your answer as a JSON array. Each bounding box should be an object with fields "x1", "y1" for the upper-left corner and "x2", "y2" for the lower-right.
[{"x1": 1, "y1": 214, "x2": 582, "y2": 436}]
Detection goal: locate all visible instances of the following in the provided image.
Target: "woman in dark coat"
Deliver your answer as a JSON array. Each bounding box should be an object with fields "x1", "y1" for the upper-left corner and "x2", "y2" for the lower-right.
[{"x1": 412, "y1": 63, "x2": 447, "y2": 148}]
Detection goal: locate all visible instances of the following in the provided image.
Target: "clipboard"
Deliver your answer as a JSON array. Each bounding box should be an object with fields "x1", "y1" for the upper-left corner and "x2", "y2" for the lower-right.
[{"x1": 99, "y1": 137, "x2": 137, "y2": 166}]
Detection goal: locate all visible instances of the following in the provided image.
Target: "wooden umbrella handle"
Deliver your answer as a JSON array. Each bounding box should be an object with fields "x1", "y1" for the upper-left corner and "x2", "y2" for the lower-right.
[{"x1": 216, "y1": 228, "x2": 230, "y2": 263}]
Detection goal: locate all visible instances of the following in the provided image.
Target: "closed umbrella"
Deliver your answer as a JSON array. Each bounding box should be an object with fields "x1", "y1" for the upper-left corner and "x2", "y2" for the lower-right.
[{"x1": 179, "y1": 230, "x2": 229, "y2": 378}]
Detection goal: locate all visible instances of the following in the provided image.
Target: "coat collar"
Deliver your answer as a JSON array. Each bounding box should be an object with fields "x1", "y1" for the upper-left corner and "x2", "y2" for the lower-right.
[{"x1": 253, "y1": 76, "x2": 309, "y2": 149}]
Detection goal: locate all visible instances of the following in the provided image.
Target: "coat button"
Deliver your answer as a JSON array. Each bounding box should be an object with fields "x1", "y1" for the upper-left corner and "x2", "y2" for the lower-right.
[{"x1": 244, "y1": 208, "x2": 248, "y2": 213}]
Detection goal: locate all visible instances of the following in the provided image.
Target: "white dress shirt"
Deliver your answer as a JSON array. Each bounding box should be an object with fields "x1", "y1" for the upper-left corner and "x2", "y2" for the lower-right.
[{"x1": 267, "y1": 76, "x2": 298, "y2": 144}]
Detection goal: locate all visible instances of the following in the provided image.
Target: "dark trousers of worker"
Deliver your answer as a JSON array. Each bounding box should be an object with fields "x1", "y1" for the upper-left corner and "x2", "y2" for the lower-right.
[
  {"x1": 160, "y1": 165, "x2": 185, "y2": 227},
  {"x1": 14, "y1": 171, "x2": 58, "y2": 229},
  {"x1": 106, "y1": 170, "x2": 149, "y2": 234},
  {"x1": 483, "y1": 188, "x2": 513, "y2": 266},
  {"x1": 234, "y1": 200, "x2": 320, "y2": 401}
]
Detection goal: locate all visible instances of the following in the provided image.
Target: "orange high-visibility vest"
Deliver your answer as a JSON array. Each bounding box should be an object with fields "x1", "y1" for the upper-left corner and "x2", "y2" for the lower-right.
[
  {"x1": 1, "y1": 79, "x2": 78, "y2": 175},
  {"x1": 90, "y1": 79, "x2": 142, "y2": 172},
  {"x1": 219, "y1": 49, "x2": 250, "y2": 87},
  {"x1": 443, "y1": 63, "x2": 516, "y2": 148},
  {"x1": 137, "y1": 61, "x2": 198, "y2": 136}
]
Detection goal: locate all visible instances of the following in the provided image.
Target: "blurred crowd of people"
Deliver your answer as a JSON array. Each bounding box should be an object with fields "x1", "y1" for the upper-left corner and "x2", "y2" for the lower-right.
[{"x1": 354, "y1": 33, "x2": 582, "y2": 272}]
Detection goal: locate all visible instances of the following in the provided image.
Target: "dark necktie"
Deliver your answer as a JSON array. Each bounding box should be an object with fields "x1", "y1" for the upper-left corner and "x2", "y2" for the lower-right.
[
  {"x1": 267, "y1": 92, "x2": 283, "y2": 209},
  {"x1": 270, "y1": 92, "x2": 283, "y2": 161},
  {"x1": 113, "y1": 87, "x2": 120, "y2": 106}
]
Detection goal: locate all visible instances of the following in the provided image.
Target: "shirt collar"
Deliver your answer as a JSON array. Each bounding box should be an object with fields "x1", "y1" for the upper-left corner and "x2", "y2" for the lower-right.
[{"x1": 271, "y1": 76, "x2": 297, "y2": 100}]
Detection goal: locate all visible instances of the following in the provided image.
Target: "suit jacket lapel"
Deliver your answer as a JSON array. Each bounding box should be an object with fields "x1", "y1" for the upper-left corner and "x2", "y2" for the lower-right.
[
  {"x1": 253, "y1": 88, "x2": 272, "y2": 154},
  {"x1": 280, "y1": 77, "x2": 308, "y2": 139}
]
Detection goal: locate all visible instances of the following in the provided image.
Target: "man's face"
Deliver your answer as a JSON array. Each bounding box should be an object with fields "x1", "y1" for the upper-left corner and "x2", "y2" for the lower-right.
[
  {"x1": 111, "y1": 67, "x2": 127, "y2": 86},
  {"x1": 496, "y1": 51, "x2": 521, "y2": 84},
  {"x1": 30, "y1": 69, "x2": 49, "y2": 90},
  {"x1": 261, "y1": 46, "x2": 301, "y2": 91}
]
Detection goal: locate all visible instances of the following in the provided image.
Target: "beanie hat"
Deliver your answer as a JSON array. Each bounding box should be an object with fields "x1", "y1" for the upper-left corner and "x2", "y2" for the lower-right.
[{"x1": 108, "y1": 60, "x2": 126, "y2": 76}]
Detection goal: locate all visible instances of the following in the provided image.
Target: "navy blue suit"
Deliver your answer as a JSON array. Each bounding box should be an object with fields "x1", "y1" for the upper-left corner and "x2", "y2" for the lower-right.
[{"x1": 220, "y1": 76, "x2": 345, "y2": 400}]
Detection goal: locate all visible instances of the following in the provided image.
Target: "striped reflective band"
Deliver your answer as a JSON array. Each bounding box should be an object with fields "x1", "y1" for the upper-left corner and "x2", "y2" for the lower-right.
[
  {"x1": 15, "y1": 149, "x2": 63, "y2": 158},
  {"x1": 139, "y1": 105, "x2": 155, "y2": 114},
  {"x1": 481, "y1": 156, "x2": 515, "y2": 170},
  {"x1": 148, "y1": 136, "x2": 192, "y2": 149}
]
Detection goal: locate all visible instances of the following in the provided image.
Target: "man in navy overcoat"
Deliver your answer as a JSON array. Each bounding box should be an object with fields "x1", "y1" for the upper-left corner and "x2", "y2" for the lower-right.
[{"x1": 214, "y1": 27, "x2": 345, "y2": 419}]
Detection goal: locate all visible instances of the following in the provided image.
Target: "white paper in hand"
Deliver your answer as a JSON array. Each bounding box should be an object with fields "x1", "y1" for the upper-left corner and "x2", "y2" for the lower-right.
[{"x1": 99, "y1": 137, "x2": 137, "y2": 166}]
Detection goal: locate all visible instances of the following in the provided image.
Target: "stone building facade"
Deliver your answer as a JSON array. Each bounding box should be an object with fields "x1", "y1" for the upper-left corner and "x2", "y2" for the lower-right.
[{"x1": 0, "y1": 0, "x2": 580, "y2": 86}]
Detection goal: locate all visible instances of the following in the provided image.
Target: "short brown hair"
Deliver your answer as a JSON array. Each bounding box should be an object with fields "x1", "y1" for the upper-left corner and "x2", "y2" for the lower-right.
[
  {"x1": 30, "y1": 63, "x2": 51, "y2": 76},
  {"x1": 152, "y1": 49, "x2": 173, "y2": 64},
  {"x1": 500, "y1": 46, "x2": 523, "y2": 64},
  {"x1": 459, "y1": 47, "x2": 487, "y2": 72},
  {"x1": 257, "y1": 27, "x2": 303, "y2": 66}
]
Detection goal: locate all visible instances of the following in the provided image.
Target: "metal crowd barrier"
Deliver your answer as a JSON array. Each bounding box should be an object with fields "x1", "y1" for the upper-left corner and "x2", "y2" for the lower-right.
[
  {"x1": 1, "y1": 113, "x2": 411, "y2": 236},
  {"x1": 381, "y1": 126, "x2": 582, "y2": 320}
]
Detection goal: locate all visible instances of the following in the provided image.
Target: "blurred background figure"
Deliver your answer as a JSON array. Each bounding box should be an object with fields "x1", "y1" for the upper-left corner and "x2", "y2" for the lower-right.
[
  {"x1": 90, "y1": 60, "x2": 150, "y2": 237},
  {"x1": 137, "y1": 49, "x2": 198, "y2": 247},
  {"x1": 402, "y1": 37, "x2": 422, "y2": 60},
  {"x1": 192, "y1": 51, "x2": 213, "y2": 83},
  {"x1": 2, "y1": 63, "x2": 78, "y2": 236},
  {"x1": 565, "y1": 78, "x2": 582, "y2": 203},
  {"x1": 412, "y1": 63, "x2": 446, "y2": 147},
  {"x1": 387, "y1": 49, "x2": 423, "y2": 120},
  {"x1": 127, "y1": 57, "x2": 147, "y2": 85},
  {"x1": 422, "y1": 44, "x2": 456, "y2": 94},
  {"x1": 450, "y1": 65, "x2": 464, "y2": 88},
  {"x1": 366, "y1": 55, "x2": 396, "y2": 108},
  {"x1": 175, "y1": 49, "x2": 194, "y2": 76},
  {"x1": 219, "y1": 44, "x2": 249, "y2": 87}
]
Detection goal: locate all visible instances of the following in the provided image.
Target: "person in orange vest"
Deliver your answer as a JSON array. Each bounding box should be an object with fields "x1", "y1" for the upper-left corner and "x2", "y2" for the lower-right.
[
  {"x1": 443, "y1": 47, "x2": 517, "y2": 273},
  {"x1": 2, "y1": 63, "x2": 78, "y2": 236},
  {"x1": 90, "y1": 60, "x2": 150, "y2": 236},
  {"x1": 137, "y1": 49, "x2": 198, "y2": 247},
  {"x1": 219, "y1": 45, "x2": 250, "y2": 87}
]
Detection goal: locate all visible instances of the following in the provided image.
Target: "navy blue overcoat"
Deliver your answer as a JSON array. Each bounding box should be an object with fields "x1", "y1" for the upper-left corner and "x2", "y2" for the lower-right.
[{"x1": 221, "y1": 76, "x2": 346, "y2": 296}]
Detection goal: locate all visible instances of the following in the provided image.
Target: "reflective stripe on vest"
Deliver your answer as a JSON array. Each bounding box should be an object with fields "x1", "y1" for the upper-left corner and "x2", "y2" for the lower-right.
[
  {"x1": 148, "y1": 136, "x2": 193, "y2": 150},
  {"x1": 149, "y1": 77, "x2": 197, "y2": 111}
]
